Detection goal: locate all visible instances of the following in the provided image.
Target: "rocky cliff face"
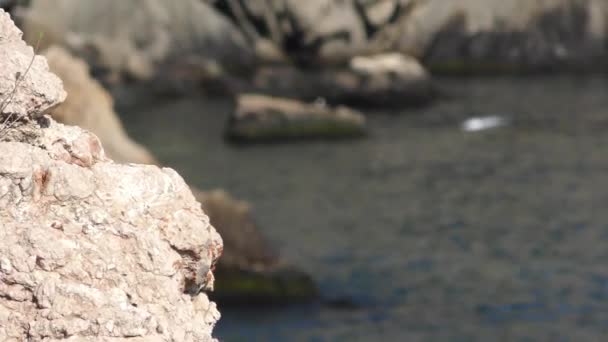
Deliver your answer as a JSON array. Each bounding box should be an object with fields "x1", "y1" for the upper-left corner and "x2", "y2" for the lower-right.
[
  {"x1": 213, "y1": 0, "x2": 608, "y2": 71},
  {"x1": 0, "y1": 9, "x2": 222, "y2": 341},
  {"x1": 21, "y1": 0, "x2": 254, "y2": 81},
  {"x1": 21, "y1": 0, "x2": 608, "y2": 74}
]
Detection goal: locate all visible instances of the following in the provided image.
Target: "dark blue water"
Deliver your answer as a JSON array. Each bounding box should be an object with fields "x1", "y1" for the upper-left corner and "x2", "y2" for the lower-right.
[{"x1": 122, "y1": 76, "x2": 608, "y2": 341}]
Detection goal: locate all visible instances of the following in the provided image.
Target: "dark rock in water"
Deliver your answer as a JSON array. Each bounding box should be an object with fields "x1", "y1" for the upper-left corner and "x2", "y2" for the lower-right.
[
  {"x1": 212, "y1": 267, "x2": 318, "y2": 306},
  {"x1": 323, "y1": 296, "x2": 362, "y2": 311},
  {"x1": 196, "y1": 189, "x2": 319, "y2": 306},
  {"x1": 194, "y1": 189, "x2": 278, "y2": 272},
  {"x1": 251, "y1": 53, "x2": 435, "y2": 107},
  {"x1": 226, "y1": 94, "x2": 366, "y2": 142}
]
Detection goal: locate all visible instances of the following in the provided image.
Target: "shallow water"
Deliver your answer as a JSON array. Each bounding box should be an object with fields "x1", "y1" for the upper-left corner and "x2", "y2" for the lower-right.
[{"x1": 121, "y1": 76, "x2": 608, "y2": 341}]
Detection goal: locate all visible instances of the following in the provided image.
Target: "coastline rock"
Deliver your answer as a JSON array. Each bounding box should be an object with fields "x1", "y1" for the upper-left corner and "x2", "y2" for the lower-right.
[
  {"x1": 212, "y1": 0, "x2": 608, "y2": 72},
  {"x1": 373, "y1": 0, "x2": 608, "y2": 73},
  {"x1": 19, "y1": 0, "x2": 608, "y2": 74},
  {"x1": 0, "y1": 9, "x2": 65, "y2": 121},
  {"x1": 210, "y1": 0, "x2": 387, "y2": 66},
  {"x1": 21, "y1": 0, "x2": 255, "y2": 82},
  {"x1": 252, "y1": 53, "x2": 434, "y2": 107},
  {"x1": 226, "y1": 94, "x2": 366, "y2": 142},
  {"x1": 195, "y1": 190, "x2": 318, "y2": 304},
  {"x1": 0, "y1": 10, "x2": 222, "y2": 341},
  {"x1": 43, "y1": 46, "x2": 157, "y2": 165},
  {"x1": 194, "y1": 189, "x2": 277, "y2": 271},
  {"x1": 37, "y1": 42, "x2": 318, "y2": 303}
]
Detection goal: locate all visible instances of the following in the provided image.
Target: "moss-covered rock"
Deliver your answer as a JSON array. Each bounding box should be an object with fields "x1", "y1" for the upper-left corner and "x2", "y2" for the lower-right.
[
  {"x1": 212, "y1": 267, "x2": 318, "y2": 305},
  {"x1": 226, "y1": 94, "x2": 366, "y2": 143}
]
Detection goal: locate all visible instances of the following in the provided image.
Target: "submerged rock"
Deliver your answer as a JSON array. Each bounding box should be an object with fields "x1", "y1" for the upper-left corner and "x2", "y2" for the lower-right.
[
  {"x1": 0, "y1": 10, "x2": 222, "y2": 341},
  {"x1": 195, "y1": 190, "x2": 318, "y2": 304},
  {"x1": 252, "y1": 53, "x2": 434, "y2": 107},
  {"x1": 227, "y1": 94, "x2": 366, "y2": 142}
]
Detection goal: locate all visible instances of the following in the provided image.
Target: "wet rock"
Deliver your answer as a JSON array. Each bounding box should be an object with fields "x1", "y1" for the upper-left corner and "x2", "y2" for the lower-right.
[
  {"x1": 194, "y1": 189, "x2": 277, "y2": 272},
  {"x1": 213, "y1": 267, "x2": 318, "y2": 305},
  {"x1": 0, "y1": 10, "x2": 222, "y2": 341},
  {"x1": 194, "y1": 189, "x2": 318, "y2": 305},
  {"x1": 20, "y1": 0, "x2": 255, "y2": 82},
  {"x1": 252, "y1": 53, "x2": 434, "y2": 107},
  {"x1": 226, "y1": 94, "x2": 366, "y2": 142}
]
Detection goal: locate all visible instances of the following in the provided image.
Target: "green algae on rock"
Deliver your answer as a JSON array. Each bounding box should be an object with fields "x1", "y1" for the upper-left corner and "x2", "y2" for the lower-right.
[{"x1": 226, "y1": 94, "x2": 366, "y2": 143}]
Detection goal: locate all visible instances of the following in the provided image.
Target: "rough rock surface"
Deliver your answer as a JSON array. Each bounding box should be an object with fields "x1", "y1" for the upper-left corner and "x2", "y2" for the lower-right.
[
  {"x1": 0, "y1": 11, "x2": 222, "y2": 341},
  {"x1": 227, "y1": 94, "x2": 366, "y2": 142},
  {"x1": 251, "y1": 53, "x2": 434, "y2": 106},
  {"x1": 19, "y1": 0, "x2": 608, "y2": 73},
  {"x1": 213, "y1": 0, "x2": 608, "y2": 71},
  {"x1": 21, "y1": 0, "x2": 254, "y2": 81},
  {"x1": 37, "y1": 43, "x2": 317, "y2": 303},
  {"x1": 0, "y1": 9, "x2": 65, "y2": 120},
  {"x1": 43, "y1": 46, "x2": 157, "y2": 165},
  {"x1": 382, "y1": 0, "x2": 608, "y2": 72}
]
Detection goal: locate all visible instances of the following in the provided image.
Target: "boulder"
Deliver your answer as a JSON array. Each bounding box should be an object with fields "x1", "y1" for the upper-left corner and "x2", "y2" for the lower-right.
[
  {"x1": 195, "y1": 190, "x2": 317, "y2": 304},
  {"x1": 213, "y1": 0, "x2": 608, "y2": 72},
  {"x1": 0, "y1": 9, "x2": 65, "y2": 123},
  {"x1": 0, "y1": 10, "x2": 222, "y2": 341},
  {"x1": 251, "y1": 53, "x2": 434, "y2": 107},
  {"x1": 374, "y1": 0, "x2": 608, "y2": 73},
  {"x1": 20, "y1": 0, "x2": 255, "y2": 82},
  {"x1": 226, "y1": 94, "x2": 366, "y2": 142},
  {"x1": 210, "y1": 0, "x2": 394, "y2": 66},
  {"x1": 43, "y1": 46, "x2": 157, "y2": 165},
  {"x1": 39, "y1": 42, "x2": 317, "y2": 304}
]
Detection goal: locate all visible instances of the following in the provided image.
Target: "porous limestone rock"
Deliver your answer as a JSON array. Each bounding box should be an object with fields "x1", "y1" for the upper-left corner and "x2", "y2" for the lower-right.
[
  {"x1": 0, "y1": 9, "x2": 65, "y2": 121},
  {"x1": 0, "y1": 10, "x2": 222, "y2": 341},
  {"x1": 227, "y1": 94, "x2": 366, "y2": 142},
  {"x1": 37, "y1": 42, "x2": 317, "y2": 303}
]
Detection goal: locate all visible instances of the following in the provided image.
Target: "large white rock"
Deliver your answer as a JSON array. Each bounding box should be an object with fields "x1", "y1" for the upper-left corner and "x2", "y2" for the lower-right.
[
  {"x1": 0, "y1": 10, "x2": 222, "y2": 341},
  {"x1": 0, "y1": 9, "x2": 65, "y2": 120},
  {"x1": 21, "y1": 0, "x2": 254, "y2": 80}
]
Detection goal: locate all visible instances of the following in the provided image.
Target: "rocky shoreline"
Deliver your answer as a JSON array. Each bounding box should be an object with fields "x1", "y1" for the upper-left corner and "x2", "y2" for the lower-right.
[
  {"x1": 0, "y1": 10, "x2": 222, "y2": 340},
  {"x1": 2, "y1": 0, "x2": 608, "y2": 320}
]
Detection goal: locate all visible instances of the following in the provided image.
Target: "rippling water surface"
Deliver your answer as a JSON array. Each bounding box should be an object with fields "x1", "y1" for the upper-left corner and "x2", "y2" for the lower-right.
[{"x1": 121, "y1": 76, "x2": 608, "y2": 341}]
